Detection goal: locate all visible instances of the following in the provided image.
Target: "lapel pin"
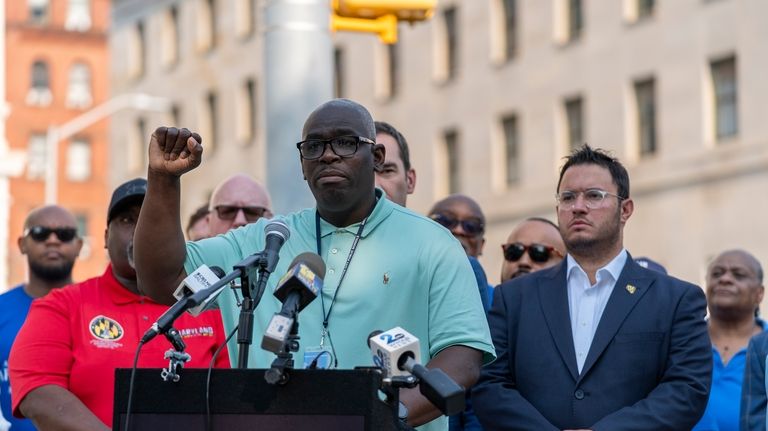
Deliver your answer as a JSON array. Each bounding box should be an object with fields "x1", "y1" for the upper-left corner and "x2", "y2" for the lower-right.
[
  {"x1": 383, "y1": 273, "x2": 390, "y2": 285},
  {"x1": 626, "y1": 284, "x2": 637, "y2": 294}
]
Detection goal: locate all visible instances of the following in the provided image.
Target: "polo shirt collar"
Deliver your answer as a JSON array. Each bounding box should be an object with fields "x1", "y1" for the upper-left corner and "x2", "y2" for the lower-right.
[
  {"x1": 315, "y1": 188, "x2": 393, "y2": 239},
  {"x1": 103, "y1": 264, "x2": 157, "y2": 305}
]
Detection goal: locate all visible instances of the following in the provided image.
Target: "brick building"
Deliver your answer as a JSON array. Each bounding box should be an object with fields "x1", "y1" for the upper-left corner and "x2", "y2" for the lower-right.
[{"x1": 4, "y1": 0, "x2": 111, "y2": 289}]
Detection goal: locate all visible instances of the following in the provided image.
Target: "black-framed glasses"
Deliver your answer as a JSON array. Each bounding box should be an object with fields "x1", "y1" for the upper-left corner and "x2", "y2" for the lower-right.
[
  {"x1": 556, "y1": 189, "x2": 625, "y2": 210},
  {"x1": 296, "y1": 135, "x2": 375, "y2": 160},
  {"x1": 214, "y1": 205, "x2": 269, "y2": 222},
  {"x1": 502, "y1": 242, "x2": 563, "y2": 263},
  {"x1": 430, "y1": 214, "x2": 485, "y2": 235},
  {"x1": 24, "y1": 226, "x2": 78, "y2": 243}
]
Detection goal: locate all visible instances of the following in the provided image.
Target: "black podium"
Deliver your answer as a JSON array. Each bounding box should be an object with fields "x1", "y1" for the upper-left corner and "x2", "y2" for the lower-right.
[{"x1": 113, "y1": 368, "x2": 404, "y2": 431}]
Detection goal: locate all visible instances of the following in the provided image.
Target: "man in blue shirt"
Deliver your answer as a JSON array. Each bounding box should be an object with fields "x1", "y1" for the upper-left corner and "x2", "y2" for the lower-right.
[{"x1": 0, "y1": 205, "x2": 82, "y2": 430}]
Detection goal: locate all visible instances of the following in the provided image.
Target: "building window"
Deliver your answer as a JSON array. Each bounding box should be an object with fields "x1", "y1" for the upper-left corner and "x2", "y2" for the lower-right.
[
  {"x1": 27, "y1": 134, "x2": 47, "y2": 180},
  {"x1": 26, "y1": 60, "x2": 52, "y2": 106},
  {"x1": 206, "y1": 91, "x2": 218, "y2": 151},
  {"x1": 334, "y1": 47, "x2": 344, "y2": 98},
  {"x1": 197, "y1": 0, "x2": 217, "y2": 52},
  {"x1": 75, "y1": 213, "x2": 91, "y2": 258},
  {"x1": 129, "y1": 21, "x2": 146, "y2": 79},
  {"x1": 66, "y1": 138, "x2": 91, "y2": 181},
  {"x1": 28, "y1": 0, "x2": 50, "y2": 24},
  {"x1": 637, "y1": 0, "x2": 655, "y2": 19},
  {"x1": 388, "y1": 43, "x2": 399, "y2": 98},
  {"x1": 66, "y1": 62, "x2": 92, "y2": 109},
  {"x1": 444, "y1": 129, "x2": 460, "y2": 194},
  {"x1": 634, "y1": 78, "x2": 657, "y2": 156},
  {"x1": 444, "y1": 7, "x2": 459, "y2": 80},
  {"x1": 375, "y1": 42, "x2": 399, "y2": 100},
  {"x1": 564, "y1": 96, "x2": 584, "y2": 151},
  {"x1": 171, "y1": 104, "x2": 181, "y2": 127},
  {"x1": 237, "y1": 78, "x2": 257, "y2": 145},
  {"x1": 65, "y1": 0, "x2": 91, "y2": 32},
  {"x1": 502, "y1": 0, "x2": 517, "y2": 60},
  {"x1": 711, "y1": 56, "x2": 738, "y2": 140},
  {"x1": 161, "y1": 6, "x2": 180, "y2": 68},
  {"x1": 128, "y1": 117, "x2": 147, "y2": 172},
  {"x1": 567, "y1": 0, "x2": 583, "y2": 41},
  {"x1": 236, "y1": 0, "x2": 256, "y2": 38},
  {"x1": 502, "y1": 115, "x2": 520, "y2": 185}
]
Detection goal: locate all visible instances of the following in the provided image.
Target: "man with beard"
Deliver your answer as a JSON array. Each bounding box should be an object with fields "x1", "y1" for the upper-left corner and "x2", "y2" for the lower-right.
[
  {"x1": 9, "y1": 179, "x2": 229, "y2": 431},
  {"x1": 499, "y1": 217, "x2": 565, "y2": 284},
  {"x1": 132, "y1": 99, "x2": 494, "y2": 430},
  {"x1": 0, "y1": 205, "x2": 83, "y2": 431},
  {"x1": 473, "y1": 145, "x2": 711, "y2": 430}
]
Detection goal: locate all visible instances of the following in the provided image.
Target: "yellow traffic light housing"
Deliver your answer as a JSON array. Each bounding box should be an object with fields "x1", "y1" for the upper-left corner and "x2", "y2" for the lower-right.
[{"x1": 330, "y1": 0, "x2": 436, "y2": 44}]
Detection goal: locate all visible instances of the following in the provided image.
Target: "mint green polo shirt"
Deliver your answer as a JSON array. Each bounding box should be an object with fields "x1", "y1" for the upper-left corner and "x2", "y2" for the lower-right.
[{"x1": 185, "y1": 192, "x2": 495, "y2": 430}]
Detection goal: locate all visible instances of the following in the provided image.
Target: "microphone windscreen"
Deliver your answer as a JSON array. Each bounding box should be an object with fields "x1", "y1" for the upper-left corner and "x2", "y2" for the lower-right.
[
  {"x1": 289, "y1": 252, "x2": 327, "y2": 278},
  {"x1": 265, "y1": 220, "x2": 290, "y2": 241},
  {"x1": 210, "y1": 266, "x2": 226, "y2": 278}
]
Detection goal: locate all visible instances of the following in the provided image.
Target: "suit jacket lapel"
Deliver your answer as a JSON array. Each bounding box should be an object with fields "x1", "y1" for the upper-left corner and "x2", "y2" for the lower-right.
[
  {"x1": 539, "y1": 261, "x2": 579, "y2": 381},
  {"x1": 577, "y1": 256, "x2": 653, "y2": 381}
]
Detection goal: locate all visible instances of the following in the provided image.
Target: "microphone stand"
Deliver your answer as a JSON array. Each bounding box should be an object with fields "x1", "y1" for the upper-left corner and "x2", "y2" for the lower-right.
[
  {"x1": 160, "y1": 327, "x2": 191, "y2": 382},
  {"x1": 235, "y1": 252, "x2": 273, "y2": 369}
]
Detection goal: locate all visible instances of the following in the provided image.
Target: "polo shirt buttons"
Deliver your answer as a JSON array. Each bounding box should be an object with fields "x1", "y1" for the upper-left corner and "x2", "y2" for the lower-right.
[
  {"x1": 328, "y1": 269, "x2": 335, "y2": 275},
  {"x1": 574, "y1": 389, "x2": 585, "y2": 400},
  {"x1": 142, "y1": 316, "x2": 149, "y2": 321},
  {"x1": 331, "y1": 248, "x2": 338, "y2": 254}
]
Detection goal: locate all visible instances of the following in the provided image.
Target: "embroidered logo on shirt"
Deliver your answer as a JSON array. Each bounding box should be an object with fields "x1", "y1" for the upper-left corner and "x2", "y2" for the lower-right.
[
  {"x1": 178, "y1": 326, "x2": 215, "y2": 338},
  {"x1": 383, "y1": 273, "x2": 390, "y2": 285},
  {"x1": 89, "y1": 315, "x2": 124, "y2": 341}
]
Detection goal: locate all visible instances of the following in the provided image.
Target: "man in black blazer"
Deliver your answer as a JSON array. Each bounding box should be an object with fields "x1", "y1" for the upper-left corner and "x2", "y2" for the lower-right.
[{"x1": 473, "y1": 145, "x2": 712, "y2": 431}]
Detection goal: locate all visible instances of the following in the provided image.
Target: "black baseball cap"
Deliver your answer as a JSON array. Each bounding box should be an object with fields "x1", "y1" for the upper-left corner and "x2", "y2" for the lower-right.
[{"x1": 107, "y1": 178, "x2": 147, "y2": 223}]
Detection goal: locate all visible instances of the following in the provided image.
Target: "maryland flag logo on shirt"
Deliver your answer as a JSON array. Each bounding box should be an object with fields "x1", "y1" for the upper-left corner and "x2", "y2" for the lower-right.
[{"x1": 89, "y1": 315, "x2": 124, "y2": 341}]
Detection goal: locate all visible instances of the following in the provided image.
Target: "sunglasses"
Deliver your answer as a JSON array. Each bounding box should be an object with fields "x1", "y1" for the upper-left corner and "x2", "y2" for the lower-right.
[
  {"x1": 214, "y1": 205, "x2": 269, "y2": 222},
  {"x1": 502, "y1": 242, "x2": 563, "y2": 263},
  {"x1": 430, "y1": 214, "x2": 485, "y2": 235},
  {"x1": 24, "y1": 226, "x2": 78, "y2": 243}
]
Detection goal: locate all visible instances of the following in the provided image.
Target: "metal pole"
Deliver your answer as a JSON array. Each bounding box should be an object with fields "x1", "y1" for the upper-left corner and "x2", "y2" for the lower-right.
[
  {"x1": 264, "y1": 0, "x2": 333, "y2": 214},
  {"x1": 44, "y1": 94, "x2": 171, "y2": 204}
]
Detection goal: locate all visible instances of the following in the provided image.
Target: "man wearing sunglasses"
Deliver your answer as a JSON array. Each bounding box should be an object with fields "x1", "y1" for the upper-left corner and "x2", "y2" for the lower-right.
[
  {"x1": 500, "y1": 217, "x2": 565, "y2": 283},
  {"x1": 474, "y1": 145, "x2": 711, "y2": 430},
  {"x1": 0, "y1": 205, "x2": 82, "y2": 431},
  {"x1": 9, "y1": 179, "x2": 229, "y2": 431},
  {"x1": 428, "y1": 195, "x2": 486, "y2": 258},
  {"x1": 207, "y1": 173, "x2": 273, "y2": 236},
  {"x1": 133, "y1": 99, "x2": 495, "y2": 431}
]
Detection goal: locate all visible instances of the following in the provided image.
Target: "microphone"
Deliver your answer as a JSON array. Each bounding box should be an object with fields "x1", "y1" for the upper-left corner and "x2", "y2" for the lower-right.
[
  {"x1": 141, "y1": 265, "x2": 224, "y2": 344},
  {"x1": 263, "y1": 220, "x2": 290, "y2": 274},
  {"x1": 261, "y1": 252, "x2": 326, "y2": 353},
  {"x1": 172, "y1": 265, "x2": 226, "y2": 316},
  {"x1": 368, "y1": 327, "x2": 466, "y2": 416}
]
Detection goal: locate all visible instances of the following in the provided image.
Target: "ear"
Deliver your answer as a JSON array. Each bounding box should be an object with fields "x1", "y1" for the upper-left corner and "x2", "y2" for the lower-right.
[
  {"x1": 73, "y1": 237, "x2": 84, "y2": 257},
  {"x1": 620, "y1": 198, "x2": 634, "y2": 224},
  {"x1": 18, "y1": 235, "x2": 27, "y2": 255},
  {"x1": 479, "y1": 237, "x2": 486, "y2": 256},
  {"x1": 103, "y1": 227, "x2": 109, "y2": 249},
  {"x1": 372, "y1": 143, "x2": 385, "y2": 171},
  {"x1": 406, "y1": 168, "x2": 417, "y2": 194}
]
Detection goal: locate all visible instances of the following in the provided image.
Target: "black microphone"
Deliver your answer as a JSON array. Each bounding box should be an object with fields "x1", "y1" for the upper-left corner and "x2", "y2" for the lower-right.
[
  {"x1": 261, "y1": 253, "x2": 326, "y2": 353},
  {"x1": 262, "y1": 220, "x2": 290, "y2": 274},
  {"x1": 140, "y1": 265, "x2": 225, "y2": 344}
]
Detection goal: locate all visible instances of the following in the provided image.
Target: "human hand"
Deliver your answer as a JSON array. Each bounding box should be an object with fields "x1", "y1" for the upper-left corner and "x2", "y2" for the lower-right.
[{"x1": 148, "y1": 126, "x2": 203, "y2": 177}]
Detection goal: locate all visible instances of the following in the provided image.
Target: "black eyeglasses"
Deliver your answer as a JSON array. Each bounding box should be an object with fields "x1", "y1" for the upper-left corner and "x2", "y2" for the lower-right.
[
  {"x1": 430, "y1": 214, "x2": 485, "y2": 235},
  {"x1": 502, "y1": 242, "x2": 563, "y2": 263},
  {"x1": 24, "y1": 226, "x2": 78, "y2": 243},
  {"x1": 296, "y1": 136, "x2": 375, "y2": 160},
  {"x1": 214, "y1": 205, "x2": 269, "y2": 222}
]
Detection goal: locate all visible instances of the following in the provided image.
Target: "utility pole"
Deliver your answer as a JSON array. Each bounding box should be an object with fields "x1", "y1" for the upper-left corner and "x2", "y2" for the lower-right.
[{"x1": 264, "y1": 0, "x2": 332, "y2": 214}]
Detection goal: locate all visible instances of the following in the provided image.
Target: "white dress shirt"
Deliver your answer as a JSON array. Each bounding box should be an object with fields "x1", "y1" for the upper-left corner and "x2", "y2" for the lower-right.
[{"x1": 566, "y1": 249, "x2": 628, "y2": 373}]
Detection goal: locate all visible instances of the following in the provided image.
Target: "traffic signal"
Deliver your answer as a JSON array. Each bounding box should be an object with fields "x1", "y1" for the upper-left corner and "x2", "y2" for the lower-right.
[{"x1": 330, "y1": 0, "x2": 436, "y2": 44}]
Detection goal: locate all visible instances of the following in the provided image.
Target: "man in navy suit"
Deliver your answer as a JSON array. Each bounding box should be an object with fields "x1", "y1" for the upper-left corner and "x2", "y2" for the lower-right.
[{"x1": 472, "y1": 145, "x2": 712, "y2": 430}]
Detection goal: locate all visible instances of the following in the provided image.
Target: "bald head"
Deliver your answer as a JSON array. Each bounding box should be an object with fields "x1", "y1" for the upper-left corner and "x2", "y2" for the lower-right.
[
  {"x1": 18, "y1": 205, "x2": 82, "y2": 292},
  {"x1": 302, "y1": 98, "x2": 376, "y2": 141},
  {"x1": 500, "y1": 218, "x2": 565, "y2": 282},
  {"x1": 208, "y1": 174, "x2": 273, "y2": 235},
  {"x1": 428, "y1": 194, "x2": 486, "y2": 257}
]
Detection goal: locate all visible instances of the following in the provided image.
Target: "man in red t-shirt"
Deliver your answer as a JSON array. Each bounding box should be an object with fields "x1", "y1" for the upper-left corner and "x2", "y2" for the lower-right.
[{"x1": 9, "y1": 178, "x2": 229, "y2": 430}]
